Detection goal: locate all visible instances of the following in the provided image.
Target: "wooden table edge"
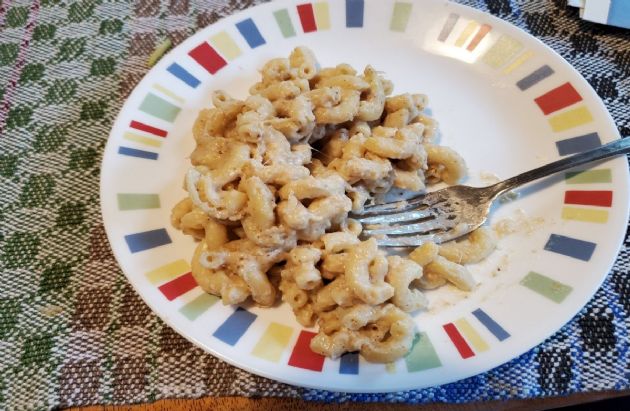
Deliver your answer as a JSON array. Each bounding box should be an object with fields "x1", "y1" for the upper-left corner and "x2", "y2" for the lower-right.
[{"x1": 67, "y1": 389, "x2": 630, "y2": 411}]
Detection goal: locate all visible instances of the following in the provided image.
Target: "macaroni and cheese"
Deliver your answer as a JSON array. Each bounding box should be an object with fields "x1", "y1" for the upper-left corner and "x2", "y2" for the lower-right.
[{"x1": 171, "y1": 47, "x2": 497, "y2": 362}]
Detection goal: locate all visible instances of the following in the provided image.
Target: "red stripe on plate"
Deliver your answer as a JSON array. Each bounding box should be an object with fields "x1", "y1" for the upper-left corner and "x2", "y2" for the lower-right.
[
  {"x1": 534, "y1": 82, "x2": 582, "y2": 115},
  {"x1": 129, "y1": 120, "x2": 167, "y2": 137},
  {"x1": 189, "y1": 42, "x2": 227, "y2": 74},
  {"x1": 564, "y1": 190, "x2": 613, "y2": 207},
  {"x1": 297, "y1": 4, "x2": 317, "y2": 33},
  {"x1": 158, "y1": 272, "x2": 197, "y2": 301},
  {"x1": 443, "y1": 323, "x2": 475, "y2": 359},
  {"x1": 467, "y1": 24, "x2": 492, "y2": 51},
  {"x1": 288, "y1": 330, "x2": 325, "y2": 371}
]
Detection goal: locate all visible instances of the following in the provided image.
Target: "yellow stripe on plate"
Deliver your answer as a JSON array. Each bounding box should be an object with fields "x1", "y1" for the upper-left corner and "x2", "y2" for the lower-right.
[
  {"x1": 146, "y1": 260, "x2": 190, "y2": 285},
  {"x1": 153, "y1": 83, "x2": 185, "y2": 104},
  {"x1": 385, "y1": 362, "x2": 396, "y2": 374},
  {"x1": 454, "y1": 318, "x2": 489, "y2": 353},
  {"x1": 210, "y1": 31, "x2": 242, "y2": 60},
  {"x1": 455, "y1": 21, "x2": 479, "y2": 47},
  {"x1": 562, "y1": 206, "x2": 608, "y2": 223},
  {"x1": 314, "y1": 2, "x2": 331, "y2": 30},
  {"x1": 503, "y1": 50, "x2": 534, "y2": 74},
  {"x1": 123, "y1": 132, "x2": 162, "y2": 148},
  {"x1": 548, "y1": 106, "x2": 593, "y2": 132},
  {"x1": 251, "y1": 323, "x2": 294, "y2": 362}
]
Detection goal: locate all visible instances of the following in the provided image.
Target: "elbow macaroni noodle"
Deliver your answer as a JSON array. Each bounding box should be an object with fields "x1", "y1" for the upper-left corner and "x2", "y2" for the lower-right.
[{"x1": 172, "y1": 48, "x2": 498, "y2": 362}]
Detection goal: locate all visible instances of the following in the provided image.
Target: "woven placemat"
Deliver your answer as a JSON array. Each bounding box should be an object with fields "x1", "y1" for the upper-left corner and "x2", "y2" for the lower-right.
[{"x1": 0, "y1": 0, "x2": 628, "y2": 409}]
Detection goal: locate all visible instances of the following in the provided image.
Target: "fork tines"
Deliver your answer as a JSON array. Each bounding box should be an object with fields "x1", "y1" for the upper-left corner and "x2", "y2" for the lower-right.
[
  {"x1": 361, "y1": 218, "x2": 446, "y2": 237},
  {"x1": 355, "y1": 208, "x2": 435, "y2": 225},
  {"x1": 350, "y1": 191, "x2": 459, "y2": 247},
  {"x1": 352, "y1": 195, "x2": 433, "y2": 217},
  {"x1": 372, "y1": 233, "x2": 440, "y2": 247}
]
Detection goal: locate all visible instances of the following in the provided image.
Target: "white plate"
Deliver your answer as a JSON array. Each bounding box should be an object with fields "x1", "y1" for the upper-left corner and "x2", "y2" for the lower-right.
[{"x1": 100, "y1": 0, "x2": 630, "y2": 392}]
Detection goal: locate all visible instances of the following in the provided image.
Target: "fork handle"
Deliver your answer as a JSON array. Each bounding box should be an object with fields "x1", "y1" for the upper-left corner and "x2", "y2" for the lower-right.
[{"x1": 489, "y1": 137, "x2": 630, "y2": 196}]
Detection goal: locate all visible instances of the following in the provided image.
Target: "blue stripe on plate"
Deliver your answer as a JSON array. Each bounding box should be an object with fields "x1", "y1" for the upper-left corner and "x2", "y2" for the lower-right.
[
  {"x1": 346, "y1": 0, "x2": 364, "y2": 27},
  {"x1": 339, "y1": 352, "x2": 360, "y2": 374},
  {"x1": 556, "y1": 133, "x2": 601, "y2": 156},
  {"x1": 516, "y1": 65, "x2": 554, "y2": 91},
  {"x1": 118, "y1": 146, "x2": 158, "y2": 160},
  {"x1": 544, "y1": 234, "x2": 596, "y2": 261},
  {"x1": 236, "y1": 18, "x2": 266, "y2": 48},
  {"x1": 124, "y1": 228, "x2": 171, "y2": 253},
  {"x1": 471, "y1": 308, "x2": 510, "y2": 341},
  {"x1": 213, "y1": 307, "x2": 257, "y2": 346},
  {"x1": 167, "y1": 63, "x2": 200, "y2": 88}
]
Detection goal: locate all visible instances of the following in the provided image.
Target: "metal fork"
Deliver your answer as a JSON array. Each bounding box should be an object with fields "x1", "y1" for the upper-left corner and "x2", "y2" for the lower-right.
[{"x1": 351, "y1": 137, "x2": 630, "y2": 247}]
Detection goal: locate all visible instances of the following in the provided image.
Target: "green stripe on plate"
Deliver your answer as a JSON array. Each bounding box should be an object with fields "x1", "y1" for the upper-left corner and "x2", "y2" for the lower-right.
[
  {"x1": 405, "y1": 332, "x2": 441, "y2": 372},
  {"x1": 179, "y1": 293, "x2": 219, "y2": 320},
  {"x1": 117, "y1": 193, "x2": 160, "y2": 210},
  {"x1": 139, "y1": 93, "x2": 181, "y2": 122},
  {"x1": 520, "y1": 271, "x2": 572, "y2": 303},
  {"x1": 565, "y1": 169, "x2": 612, "y2": 184},
  {"x1": 274, "y1": 9, "x2": 296, "y2": 37}
]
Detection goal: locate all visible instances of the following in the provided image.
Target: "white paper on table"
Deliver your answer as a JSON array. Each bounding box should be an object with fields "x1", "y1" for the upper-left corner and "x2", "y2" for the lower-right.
[
  {"x1": 582, "y1": 0, "x2": 630, "y2": 29},
  {"x1": 582, "y1": 0, "x2": 611, "y2": 23},
  {"x1": 567, "y1": 0, "x2": 585, "y2": 8}
]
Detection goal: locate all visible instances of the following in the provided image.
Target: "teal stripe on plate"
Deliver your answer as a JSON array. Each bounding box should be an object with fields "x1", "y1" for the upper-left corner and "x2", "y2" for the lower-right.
[{"x1": 139, "y1": 93, "x2": 181, "y2": 122}]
